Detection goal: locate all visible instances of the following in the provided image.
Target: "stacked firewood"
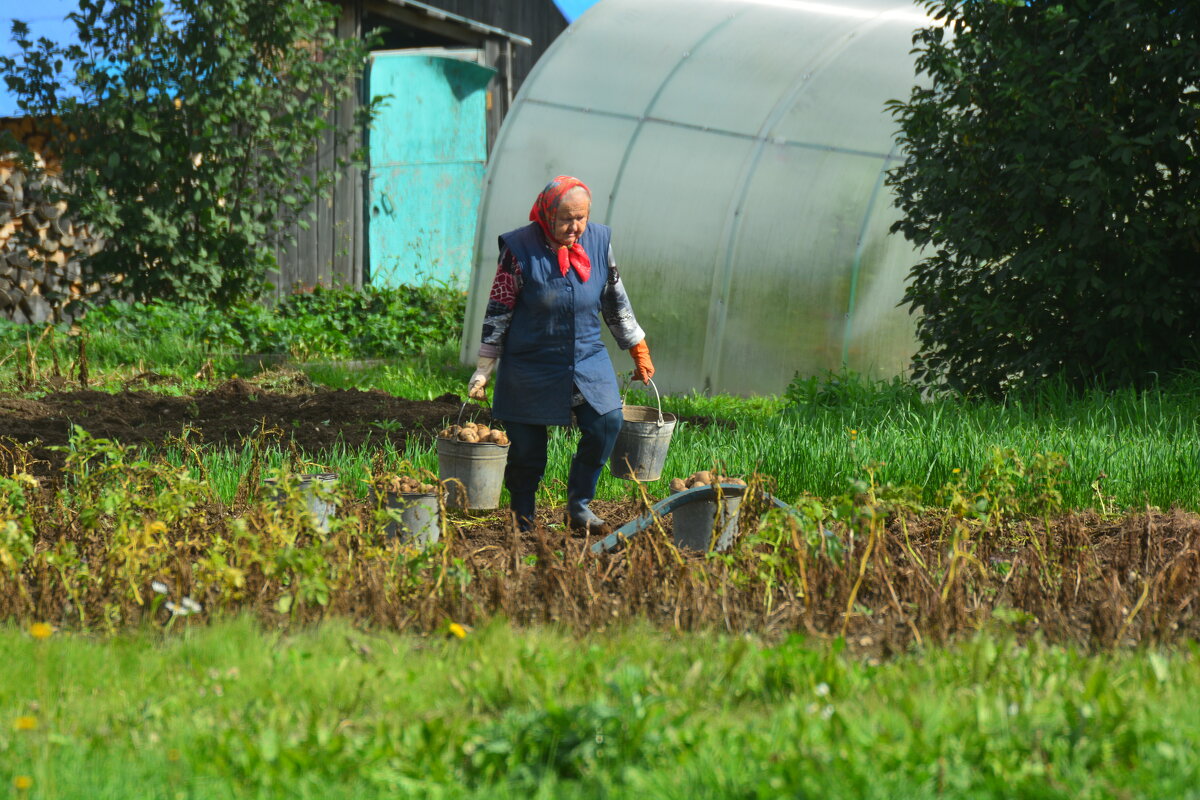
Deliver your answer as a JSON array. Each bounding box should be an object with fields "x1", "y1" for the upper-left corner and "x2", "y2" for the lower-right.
[
  {"x1": 0, "y1": 167, "x2": 106, "y2": 324},
  {"x1": 0, "y1": 120, "x2": 105, "y2": 324}
]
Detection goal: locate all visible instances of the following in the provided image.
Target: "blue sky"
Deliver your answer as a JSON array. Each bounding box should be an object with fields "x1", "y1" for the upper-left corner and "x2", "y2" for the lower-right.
[
  {"x1": 554, "y1": 0, "x2": 600, "y2": 22},
  {"x1": 1, "y1": 0, "x2": 77, "y2": 115},
  {"x1": 0, "y1": 0, "x2": 600, "y2": 115}
]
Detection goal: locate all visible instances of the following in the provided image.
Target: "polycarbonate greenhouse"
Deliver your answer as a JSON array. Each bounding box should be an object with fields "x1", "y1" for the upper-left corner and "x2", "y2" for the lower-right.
[{"x1": 461, "y1": 0, "x2": 935, "y2": 396}]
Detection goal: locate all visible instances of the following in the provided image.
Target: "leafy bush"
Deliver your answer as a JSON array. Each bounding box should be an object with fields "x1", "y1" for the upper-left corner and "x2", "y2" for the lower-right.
[
  {"x1": 267, "y1": 282, "x2": 467, "y2": 360},
  {"x1": 74, "y1": 283, "x2": 467, "y2": 364},
  {"x1": 887, "y1": 0, "x2": 1200, "y2": 395}
]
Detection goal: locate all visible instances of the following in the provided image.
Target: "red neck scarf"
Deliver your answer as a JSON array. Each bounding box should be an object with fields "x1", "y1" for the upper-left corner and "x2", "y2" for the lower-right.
[{"x1": 529, "y1": 175, "x2": 592, "y2": 282}]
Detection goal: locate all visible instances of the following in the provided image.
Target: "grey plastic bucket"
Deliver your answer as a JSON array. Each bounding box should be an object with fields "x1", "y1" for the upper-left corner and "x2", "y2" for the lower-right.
[
  {"x1": 671, "y1": 493, "x2": 742, "y2": 552},
  {"x1": 609, "y1": 379, "x2": 677, "y2": 481},
  {"x1": 370, "y1": 490, "x2": 440, "y2": 547},
  {"x1": 265, "y1": 472, "x2": 338, "y2": 533},
  {"x1": 438, "y1": 438, "x2": 509, "y2": 509}
]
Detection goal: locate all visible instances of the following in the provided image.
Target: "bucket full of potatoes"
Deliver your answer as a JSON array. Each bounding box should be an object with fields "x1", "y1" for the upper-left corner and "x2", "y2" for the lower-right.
[{"x1": 437, "y1": 419, "x2": 510, "y2": 509}]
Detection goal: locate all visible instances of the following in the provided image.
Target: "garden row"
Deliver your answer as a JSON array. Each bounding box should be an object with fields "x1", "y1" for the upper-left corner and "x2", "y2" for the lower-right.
[{"x1": 3, "y1": 426, "x2": 1200, "y2": 652}]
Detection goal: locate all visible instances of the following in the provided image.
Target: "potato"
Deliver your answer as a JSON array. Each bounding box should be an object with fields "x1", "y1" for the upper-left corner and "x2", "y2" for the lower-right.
[
  {"x1": 488, "y1": 430, "x2": 509, "y2": 445},
  {"x1": 458, "y1": 430, "x2": 480, "y2": 443},
  {"x1": 475, "y1": 425, "x2": 491, "y2": 439},
  {"x1": 693, "y1": 470, "x2": 713, "y2": 485},
  {"x1": 381, "y1": 475, "x2": 432, "y2": 494},
  {"x1": 669, "y1": 478, "x2": 687, "y2": 493}
]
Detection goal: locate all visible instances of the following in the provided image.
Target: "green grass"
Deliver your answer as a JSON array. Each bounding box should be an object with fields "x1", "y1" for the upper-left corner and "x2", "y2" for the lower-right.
[
  {"x1": 300, "y1": 342, "x2": 468, "y2": 400},
  {"x1": 133, "y1": 366, "x2": 1200, "y2": 514},
  {"x1": 617, "y1": 374, "x2": 1200, "y2": 511},
  {"x1": 5, "y1": 619, "x2": 1199, "y2": 799}
]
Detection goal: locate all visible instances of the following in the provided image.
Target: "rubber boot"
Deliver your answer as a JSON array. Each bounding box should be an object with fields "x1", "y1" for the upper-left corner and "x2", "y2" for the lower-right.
[
  {"x1": 510, "y1": 491, "x2": 536, "y2": 532},
  {"x1": 566, "y1": 404, "x2": 623, "y2": 533}
]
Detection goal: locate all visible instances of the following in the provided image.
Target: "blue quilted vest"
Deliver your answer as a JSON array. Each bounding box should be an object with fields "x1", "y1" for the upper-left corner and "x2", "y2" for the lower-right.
[{"x1": 492, "y1": 222, "x2": 622, "y2": 425}]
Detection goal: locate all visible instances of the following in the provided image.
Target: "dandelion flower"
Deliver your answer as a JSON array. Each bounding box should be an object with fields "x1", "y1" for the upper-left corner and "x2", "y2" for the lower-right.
[
  {"x1": 849, "y1": 429, "x2": 858, "y2": 435},
  {"x1": 29, "y1": 622, "x2": 53, "y2": 640},
  {"x1": 952, "y1": 468, "x2": 961, "y2": 474},
  {"x1": 447, "y1": 622, "x2": 467, "y2": 639},
  {"x1": 13, "y1": 716, "x2": 37, "y2": 731},
  {"x1": 13, "y1": 775, "x2": 32, "y2": 791}
]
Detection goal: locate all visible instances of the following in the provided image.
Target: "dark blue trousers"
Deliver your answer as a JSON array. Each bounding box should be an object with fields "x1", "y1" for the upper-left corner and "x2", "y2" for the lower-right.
[{"x1": 503, "y1": 402, "x2": 624, "y2": 530}]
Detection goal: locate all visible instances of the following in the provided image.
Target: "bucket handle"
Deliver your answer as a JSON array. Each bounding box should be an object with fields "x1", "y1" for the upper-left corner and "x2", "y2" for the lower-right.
[
  {"x1": 456, "y1": 399, "x2": 493, "y2": 427},
  {"x1": 622, "y1": 376, "x2": 665, "y2": 428}
]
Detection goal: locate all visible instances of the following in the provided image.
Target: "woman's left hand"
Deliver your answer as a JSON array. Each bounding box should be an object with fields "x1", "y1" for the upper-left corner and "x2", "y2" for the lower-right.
[{"x1": 630, "y1": 340, "x2": 654, "y2": 383}]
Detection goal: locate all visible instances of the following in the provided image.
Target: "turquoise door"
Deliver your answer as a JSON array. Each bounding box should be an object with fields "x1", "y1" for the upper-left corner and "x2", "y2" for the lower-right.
[{"x1": 366, "y1": 52, "x2": 496, "y2": 288}]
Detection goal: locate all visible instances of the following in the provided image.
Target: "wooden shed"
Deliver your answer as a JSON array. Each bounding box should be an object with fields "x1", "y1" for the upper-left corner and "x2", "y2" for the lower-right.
[
  {"x1": 269, "y1": 0, "x2": 569, "y2": 298},
  {"x1": 0, "y1": 0, "x2": 569, "y2": 321}
]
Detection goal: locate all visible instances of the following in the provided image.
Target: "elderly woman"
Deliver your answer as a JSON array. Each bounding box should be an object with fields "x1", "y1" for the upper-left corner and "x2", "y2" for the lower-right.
[{"x1": 467, "y1": 175, "x2": 654, "y2": 532}]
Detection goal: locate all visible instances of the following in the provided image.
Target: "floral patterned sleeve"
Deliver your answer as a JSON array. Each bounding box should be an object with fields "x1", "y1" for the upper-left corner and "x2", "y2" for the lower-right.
[
  {"x1": 600, "y1": 244, "x2": 646, "y2": 350},
  {"x1": 479, "y1": 245, "x2": 522, "y2": 358}
]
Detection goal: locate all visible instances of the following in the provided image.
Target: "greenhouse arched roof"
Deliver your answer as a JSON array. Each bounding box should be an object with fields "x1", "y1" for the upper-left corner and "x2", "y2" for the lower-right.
[{"x1": 463, "y1": 0, "x2": 935, "y2": 395}]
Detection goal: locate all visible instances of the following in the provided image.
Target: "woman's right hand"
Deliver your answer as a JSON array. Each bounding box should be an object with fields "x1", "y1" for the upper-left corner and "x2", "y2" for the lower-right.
[{"x1": 468, "y1": 356, "x2": 497, "y2": 401}]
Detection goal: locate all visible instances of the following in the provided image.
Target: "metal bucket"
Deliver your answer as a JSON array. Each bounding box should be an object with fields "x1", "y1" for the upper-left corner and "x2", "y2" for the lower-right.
[
  {"x1": 671, "y1": 493, "x2": 742, "y2": 552},
  {"x1": 438, "y1": 438, "x2": 509, "y2": 509},
  {"x1": 609, "y1": 379, "x2": 677, "y2": 481},
  {"x1": 370, "y1": 490, "x2": 440, "y2": 547},
  {"x1": 265, "y1": 472, "x2": 338, "y2": 533}
]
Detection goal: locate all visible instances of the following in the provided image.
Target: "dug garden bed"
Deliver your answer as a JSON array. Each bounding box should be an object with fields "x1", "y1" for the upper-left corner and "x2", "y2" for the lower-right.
[
  {"x1": 0, "y1": 377, "x2": 491, "y2": 479},
  {"x1": 2, "y1": 377, "x2": 1198, "y2": 655}
]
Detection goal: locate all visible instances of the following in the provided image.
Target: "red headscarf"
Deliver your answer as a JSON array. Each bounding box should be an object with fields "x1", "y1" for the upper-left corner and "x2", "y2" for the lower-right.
[{"x1": 529, "y1": 175, "x2": 592, "y2": 282}]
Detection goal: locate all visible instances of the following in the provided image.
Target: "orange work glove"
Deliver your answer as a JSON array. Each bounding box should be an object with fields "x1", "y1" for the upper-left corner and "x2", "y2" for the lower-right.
[{"x1": 629, "y1": 339, "x2": 655, "y2": 383}]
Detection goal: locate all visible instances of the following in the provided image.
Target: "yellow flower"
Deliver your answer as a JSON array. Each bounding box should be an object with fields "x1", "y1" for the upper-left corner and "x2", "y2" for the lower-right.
[
  {"x1": 849, "y1": 429, "x2": 858, "y2": 435},
  {"x1": 13, "y1": 716, "x2": 37, "y2": 731},
  {"x1": 952, "y1": 468, "x2": 961, "y2": 474},
  {"x1": 13, "y1": 775, "x2": 32, "y2": 791},
  {"x1": 29, "y1": 622, "x2": 54, "y2": 640},
  {"x1": 447, "y1": 622, "x2": 467, "y2": 639}
]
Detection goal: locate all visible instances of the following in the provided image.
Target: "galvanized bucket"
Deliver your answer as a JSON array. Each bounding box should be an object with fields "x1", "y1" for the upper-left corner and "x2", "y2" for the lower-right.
[
  {"x1": 438, "y1": 437, "x2": 509, "y2": 509},
  {"x1": 609, "y1": 378, "x2": 677, "y2": 481},
  {"x1": 671, "y1": 493, "x2": 742, "y2": 552},
  {"x1": 265, "y1": 472, "x2": 338, "y2": 533},
  {"x1": 370, "y1": 489, "x2": 440, "y2": 547}
]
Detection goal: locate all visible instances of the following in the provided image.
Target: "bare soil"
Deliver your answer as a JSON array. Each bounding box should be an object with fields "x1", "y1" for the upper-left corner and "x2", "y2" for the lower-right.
[{"x1": 0, "y1": 376, "x2": 491, "y2": 478}]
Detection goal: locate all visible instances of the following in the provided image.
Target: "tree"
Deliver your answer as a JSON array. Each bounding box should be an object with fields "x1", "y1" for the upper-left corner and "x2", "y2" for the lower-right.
[
  {"x1": 1, "y1": 0, "x2": 378, "y2": 306},
  {"x1": 887, "y1": 0, "x2": 1200, "y2": 395}
]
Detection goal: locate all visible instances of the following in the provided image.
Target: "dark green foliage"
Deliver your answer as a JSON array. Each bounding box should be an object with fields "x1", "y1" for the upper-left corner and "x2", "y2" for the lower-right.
[
  {"x1": 0, "y1": 0, "x2": 378, "y2": 306},
  {"x1": 463, "y1": 695, "x2": 668, "y2": 787},
  {"x1": 268, "y1": 282, "x2": 467, "y2": 361},
  {"x1": 67, "y1": 283, "x2": 468, "y2": 363},
  {"x1": 888, "y1": 0, "x2": 1200, "y2": 395}
]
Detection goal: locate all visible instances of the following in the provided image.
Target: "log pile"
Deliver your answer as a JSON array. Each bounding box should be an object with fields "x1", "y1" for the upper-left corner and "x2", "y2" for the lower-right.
[{"x1": 0, "y1": 119, "x2": 105, "y2": 325}]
